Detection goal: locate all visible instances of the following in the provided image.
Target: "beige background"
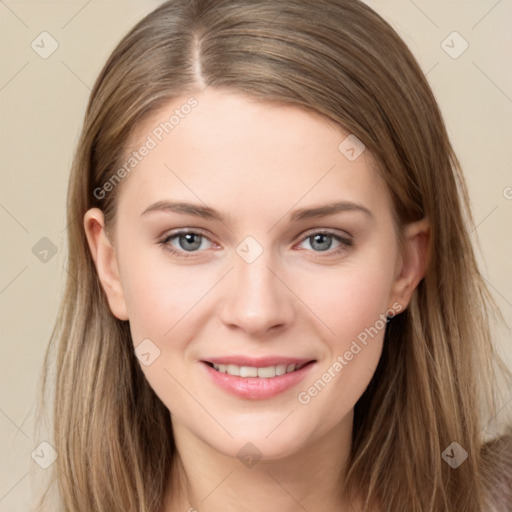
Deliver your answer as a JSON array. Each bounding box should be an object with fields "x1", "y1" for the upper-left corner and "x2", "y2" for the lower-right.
[{"x1": 1, "y1": 1, "x2": 511, "y2": 510}]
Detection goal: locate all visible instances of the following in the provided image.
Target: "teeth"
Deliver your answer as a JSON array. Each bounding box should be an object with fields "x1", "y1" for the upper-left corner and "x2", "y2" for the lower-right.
[
  {"x1": 211, "y1": 362, "x2": 304, "y2": 378},
  {"x1": 257, "y1": 366, "x2": 275, "y2": 378},
  {"x1": 275, "y1": 364, "x2": 287, "y2": 376},
  {"x1": 226, "y1": 364, "x2": 239, "y2": 376},
  {"x1": 240, "y1": 366, "x2": 258, "y2": 377}
]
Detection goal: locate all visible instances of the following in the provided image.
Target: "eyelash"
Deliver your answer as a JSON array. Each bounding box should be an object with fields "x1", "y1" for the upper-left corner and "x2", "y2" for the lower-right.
[{"x1": 158, "y1": 228, "x2": 354, "y2": 259}]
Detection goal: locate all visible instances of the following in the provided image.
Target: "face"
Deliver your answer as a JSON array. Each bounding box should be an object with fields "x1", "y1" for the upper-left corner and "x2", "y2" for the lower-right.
[{"x1": 85, "y1": 88, "x2": 427, "y2": 461}]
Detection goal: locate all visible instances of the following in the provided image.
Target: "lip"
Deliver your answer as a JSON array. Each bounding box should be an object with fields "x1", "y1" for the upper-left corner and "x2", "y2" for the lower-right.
[{"x1": 200, "y1": 358, "x2": 317, "y2": 400}]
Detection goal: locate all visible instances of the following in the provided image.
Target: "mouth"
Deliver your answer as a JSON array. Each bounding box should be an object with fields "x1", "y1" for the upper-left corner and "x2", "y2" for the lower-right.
[
  {"x1": 203, "y1": 360, "x2": 315, "y2": 378},
  {"x1": 200, "y1": 357, "x2": 317, "y2": 400}
]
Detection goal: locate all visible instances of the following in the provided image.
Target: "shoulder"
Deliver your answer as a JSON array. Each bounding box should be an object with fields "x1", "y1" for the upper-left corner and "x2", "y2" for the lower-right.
[{"x1": 479, "y1": 425, "x2": 512, "y2": 512}]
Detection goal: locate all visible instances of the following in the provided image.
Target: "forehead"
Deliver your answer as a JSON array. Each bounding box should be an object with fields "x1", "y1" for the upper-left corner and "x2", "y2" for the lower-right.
[{"x1": 115, "y1": 88, "x2": 390, "y2": 222}]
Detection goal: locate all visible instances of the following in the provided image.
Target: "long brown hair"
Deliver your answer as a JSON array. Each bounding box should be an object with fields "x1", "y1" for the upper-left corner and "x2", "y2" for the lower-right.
[{"x1": 33, "y1": 1, "x2": 512, "y2": 511}]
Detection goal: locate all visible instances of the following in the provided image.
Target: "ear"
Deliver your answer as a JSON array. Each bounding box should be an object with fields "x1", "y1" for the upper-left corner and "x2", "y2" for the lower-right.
[
  {"x1": 389, "y1": 218, "x2": 430, "y2": 311},
  {"x1": 83, "y1": 208, "x2": 129, "y2": 321}
]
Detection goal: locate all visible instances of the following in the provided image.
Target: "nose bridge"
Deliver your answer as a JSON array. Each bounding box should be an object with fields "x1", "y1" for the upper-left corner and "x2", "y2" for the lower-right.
[{"x1": 218, "y1": 236, "x2": 294, "y2": 335}]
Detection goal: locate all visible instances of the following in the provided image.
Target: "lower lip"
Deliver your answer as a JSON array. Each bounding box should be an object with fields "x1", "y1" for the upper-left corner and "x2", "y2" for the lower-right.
[{"x1": 200, "y1": 361, "x2": 316, "y2": 400}]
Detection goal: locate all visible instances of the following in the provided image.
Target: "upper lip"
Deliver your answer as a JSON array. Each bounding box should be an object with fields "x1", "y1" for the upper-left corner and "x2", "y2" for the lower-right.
[{"x1": 202, "y1": 356, "x2": 316, "y2": 367}]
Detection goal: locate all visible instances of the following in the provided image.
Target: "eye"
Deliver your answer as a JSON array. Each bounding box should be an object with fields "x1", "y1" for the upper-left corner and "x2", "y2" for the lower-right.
[
  {"x1": 296, "y1": 230, "x2": 353, "y2": 256},
  {"x1": 158, "y1": 228, "x2": 354, "y2": 259},
  {"x1": 159, "y1": 230, "x2": 215, "y2": 258}
]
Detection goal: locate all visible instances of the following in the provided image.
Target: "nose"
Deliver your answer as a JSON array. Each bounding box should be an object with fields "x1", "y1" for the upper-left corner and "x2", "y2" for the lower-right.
[{"x1": 218, "y1": 247, "x2": 295, "y2": 338}]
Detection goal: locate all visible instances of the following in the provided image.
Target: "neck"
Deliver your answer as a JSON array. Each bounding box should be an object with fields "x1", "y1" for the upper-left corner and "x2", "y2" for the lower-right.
[{"x1": 161, "y1": 410, "x2": 362, "y2": 512}]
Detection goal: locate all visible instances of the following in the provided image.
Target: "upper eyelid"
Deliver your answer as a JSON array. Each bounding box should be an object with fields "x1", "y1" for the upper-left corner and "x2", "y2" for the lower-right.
[
  {"x1": 161, "y1": 228, "x2": 215, "y2": 245},
  {"x1": 298, "y1": 227, "x2": 353, "y2": 240}
]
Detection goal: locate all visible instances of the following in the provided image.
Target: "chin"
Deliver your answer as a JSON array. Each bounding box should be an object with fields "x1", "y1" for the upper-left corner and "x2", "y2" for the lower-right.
[{"x1": 206, "y1": 418, "x2": 317, "y2": 462}]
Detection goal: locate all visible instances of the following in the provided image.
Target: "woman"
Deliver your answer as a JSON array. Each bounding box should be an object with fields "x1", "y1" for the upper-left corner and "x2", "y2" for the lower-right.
[{"x1": 35, "y1": 1, "x2": 512, "y2": 511}]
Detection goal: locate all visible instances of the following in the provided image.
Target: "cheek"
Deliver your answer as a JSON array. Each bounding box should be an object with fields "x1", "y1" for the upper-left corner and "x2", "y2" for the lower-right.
[
  {"x1": 118, "y1": 241, "x2": 214, "y2": 344},
  {"x1": 118, "y1": 247, "x2": 214, "y2": 412},
  {"x1": 296, "y1": 255, "x2": 396, "y2": 349},
  {"x1": 293, "y1": 248, "x2": 396, "y2": 421}
]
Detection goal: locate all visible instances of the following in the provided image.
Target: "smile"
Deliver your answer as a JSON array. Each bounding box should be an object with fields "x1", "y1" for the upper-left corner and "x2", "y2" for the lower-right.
[{"x1": 201, "y1": 358, "x2": 317, "y2": 400}]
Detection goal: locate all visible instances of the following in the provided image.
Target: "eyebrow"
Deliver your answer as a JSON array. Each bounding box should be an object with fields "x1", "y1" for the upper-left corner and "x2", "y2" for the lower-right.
[{"x1": 140, "y1": 200, "x2": 373, "y2": 223}]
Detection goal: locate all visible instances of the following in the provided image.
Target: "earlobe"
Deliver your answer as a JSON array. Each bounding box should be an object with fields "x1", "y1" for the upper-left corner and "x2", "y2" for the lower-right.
[
  {"x1": 83, "y1": 208, "x2": 129, "y2": 321},
  {"x1": 390, "y1": 218, "x2": 430, "y2": 310}
]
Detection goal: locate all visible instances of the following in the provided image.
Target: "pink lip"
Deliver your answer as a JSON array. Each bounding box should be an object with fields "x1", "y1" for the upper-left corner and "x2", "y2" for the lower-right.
[
  {"x1": 203, "y1": 355, "x2": 314, "y2": 367},
  {"x1": 200, "y1": 359, "x2": 317, "y2": 400}
]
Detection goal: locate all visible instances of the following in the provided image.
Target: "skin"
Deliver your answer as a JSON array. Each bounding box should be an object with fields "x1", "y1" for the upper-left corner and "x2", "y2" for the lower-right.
[{"x1": 84, "y1": 88, "x2": 429, "y2": 512}]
